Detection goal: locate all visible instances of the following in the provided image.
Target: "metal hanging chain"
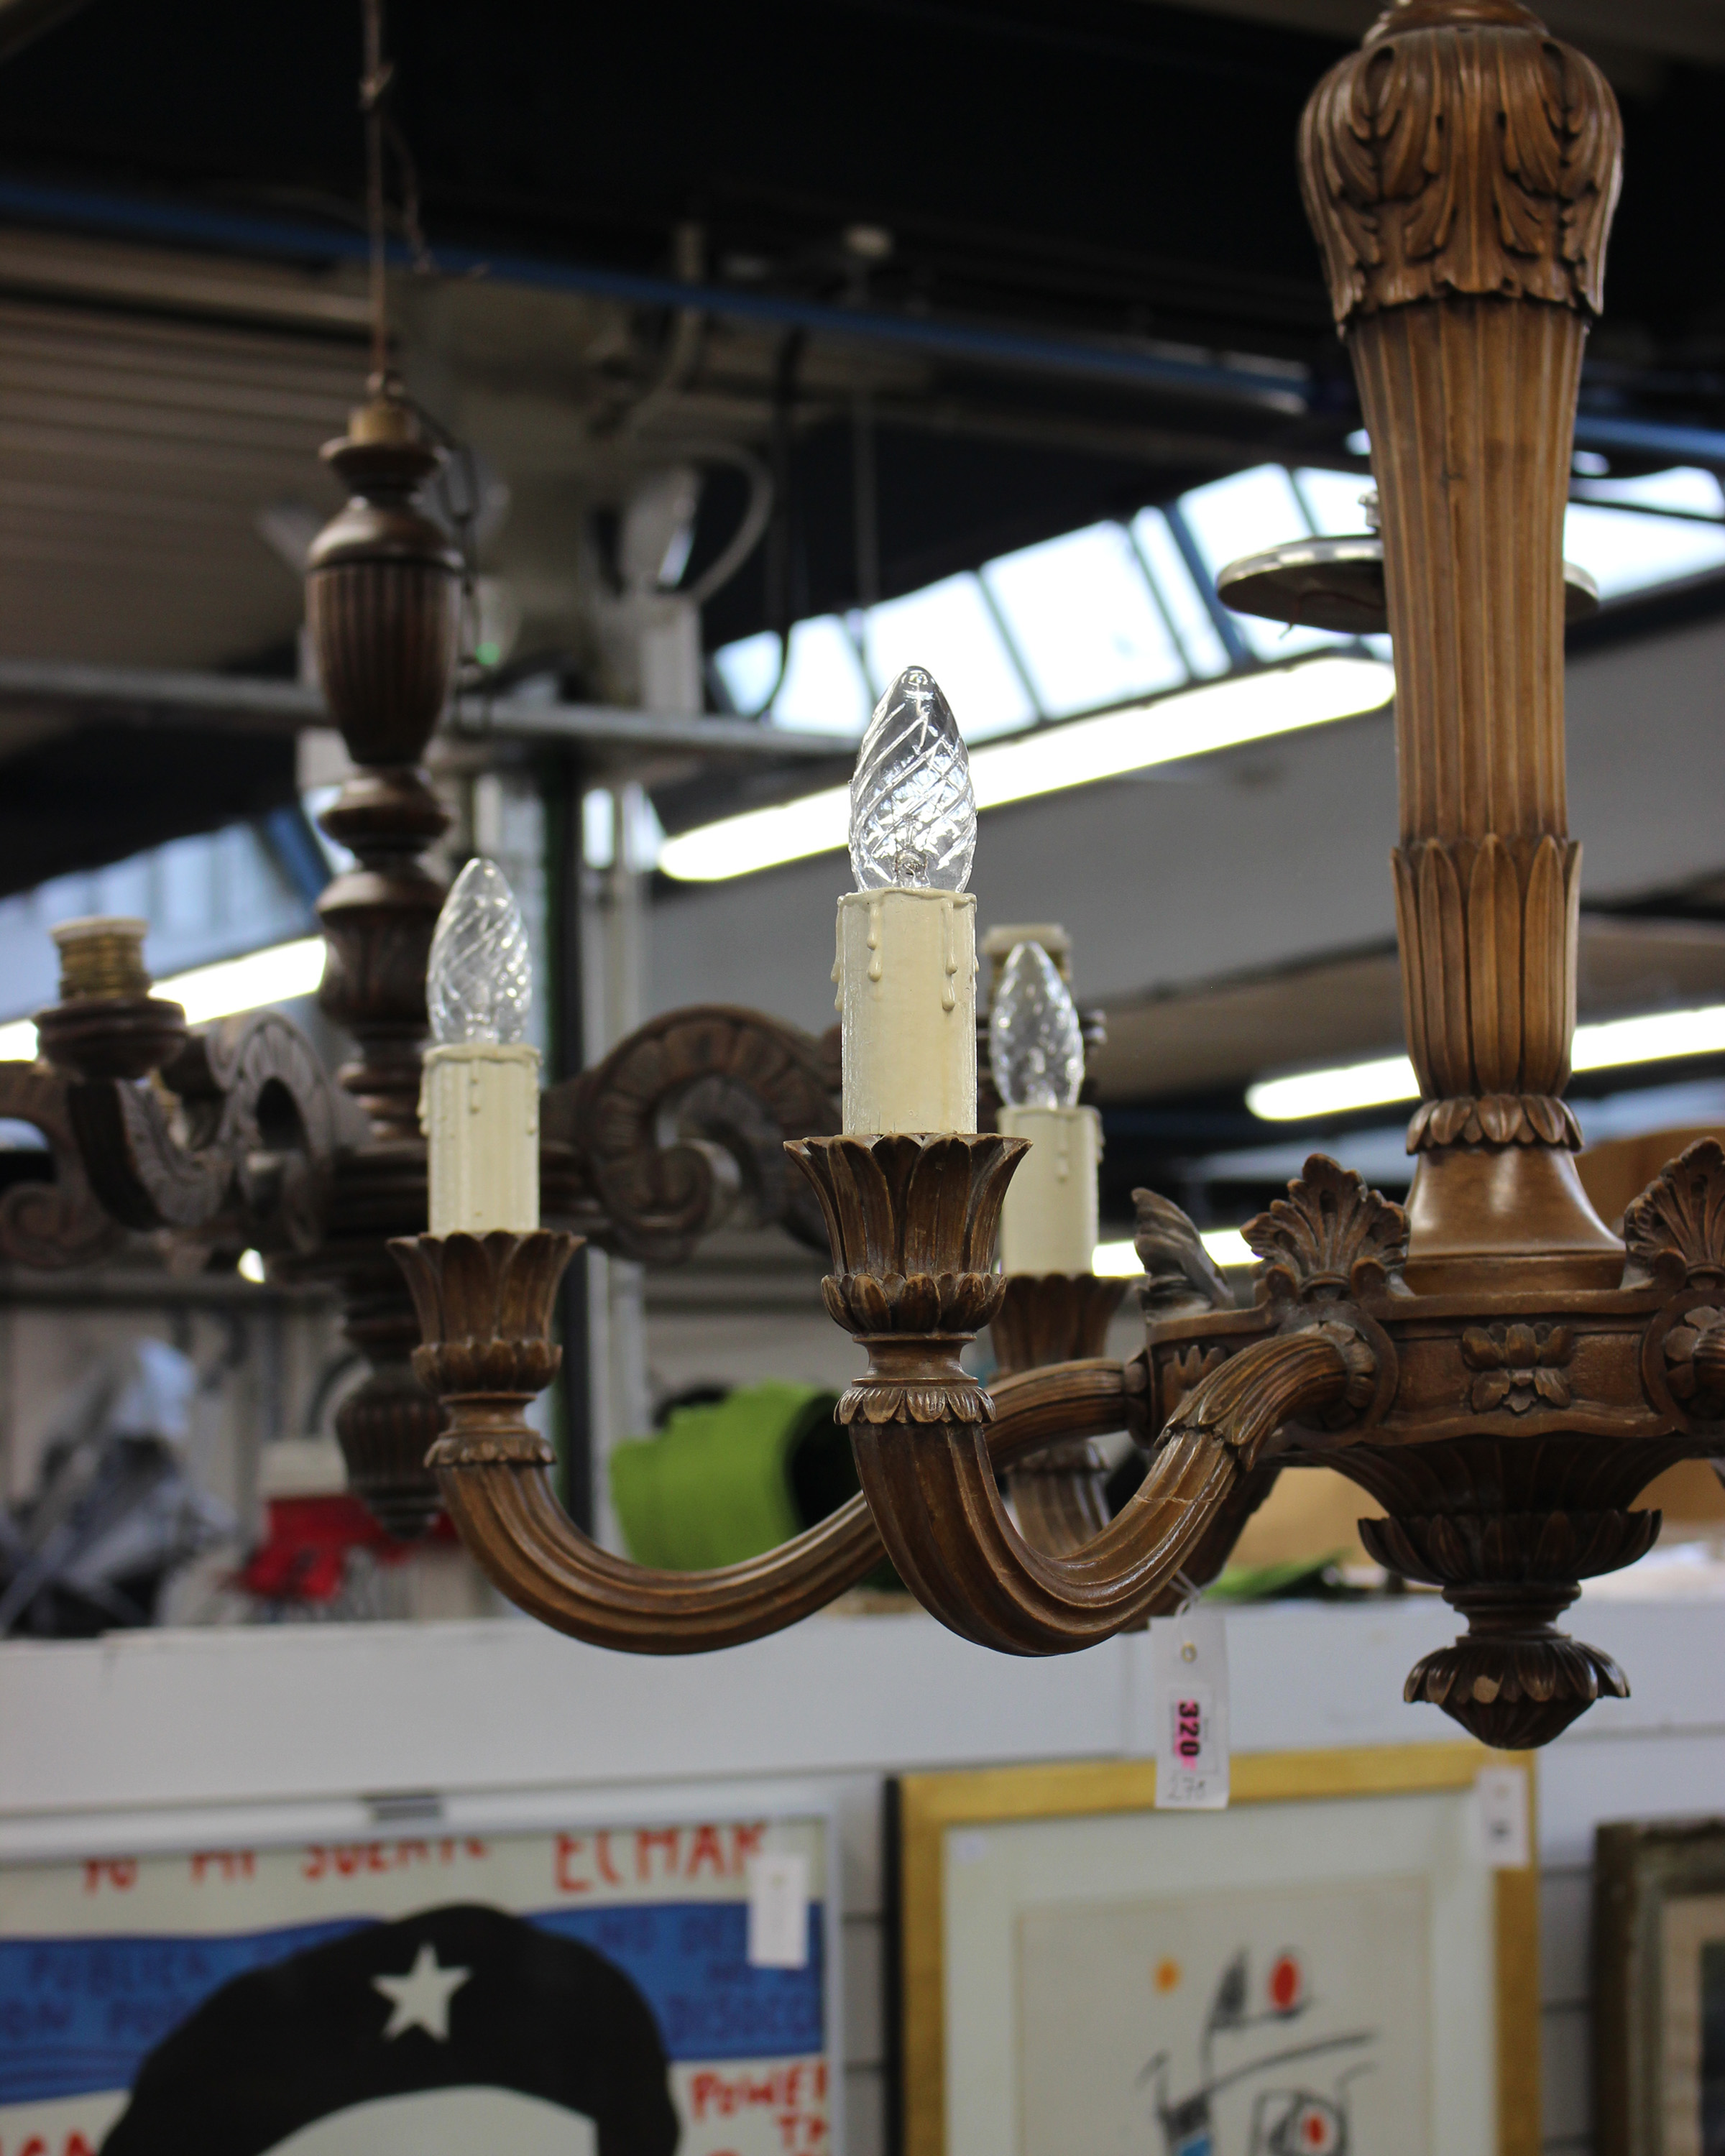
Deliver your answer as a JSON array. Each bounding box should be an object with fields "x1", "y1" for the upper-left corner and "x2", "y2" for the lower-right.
[
  {"x1": 359, "y1": 0, "x2": 433, "y2": 393},
  {"x1": 360, "y1": 0, "x2": 390, "y2": 390},
  {"x1": 354, "y1": 0, "x2": 488, "y2": 717}
]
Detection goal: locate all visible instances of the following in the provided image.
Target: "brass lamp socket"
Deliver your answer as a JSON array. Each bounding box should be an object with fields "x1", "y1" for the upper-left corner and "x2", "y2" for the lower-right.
[
  {"x1": 50, "y1": 916, "x2": 151, "y2": 1002},
  {"x1": 37, "y1": 917, "x2": 187, "y2": 1082}
]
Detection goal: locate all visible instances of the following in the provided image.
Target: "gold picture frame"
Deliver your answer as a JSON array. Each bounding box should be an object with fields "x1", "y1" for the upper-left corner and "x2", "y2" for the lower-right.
[{"x1": 893, "y1": 1743, "x2": 1540, "y2": 2156}]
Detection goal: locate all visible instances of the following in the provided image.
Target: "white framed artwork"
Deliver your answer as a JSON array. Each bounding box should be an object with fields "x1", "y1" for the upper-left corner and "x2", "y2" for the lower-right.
[{"x1": 894, "y1": 1746, "x2": 1537, "y2": 2156}]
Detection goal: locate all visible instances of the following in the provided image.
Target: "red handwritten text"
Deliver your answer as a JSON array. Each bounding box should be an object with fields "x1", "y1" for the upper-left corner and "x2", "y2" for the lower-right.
[
  {"x1": 301, "y1": 1838, "x2": 487, "y2": 1881},
  {"x1": 79, "y1": 1860, "x2": 136, "y2": 1895},
  {"x1": 556, "y1": 1821, "x2": 767, "y2": 1894}
]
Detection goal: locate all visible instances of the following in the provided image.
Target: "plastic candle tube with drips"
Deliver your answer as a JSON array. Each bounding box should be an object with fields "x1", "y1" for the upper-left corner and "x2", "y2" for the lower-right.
[
  {"x1": 420, "y1": 857, "x2": 541, "y2": 1234},
  {"x1": 990, "y1": 939, "x2": 1102, "y2": 1274},
  {"x1": 834, "y1": 666, "x2": 980, "y2": 1135}
]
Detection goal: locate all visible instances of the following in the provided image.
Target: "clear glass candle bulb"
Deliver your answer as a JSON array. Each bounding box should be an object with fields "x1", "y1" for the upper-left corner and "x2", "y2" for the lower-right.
[
  {"x1": 849, "y1": 665, "x2": 977, "y2": 893},
  {"x1": 990, "y1": 940, "x2": 1083, "y2": 1109},
  {"x1": 427, "y1": 857, "x2": 533, "y2": 1046}
]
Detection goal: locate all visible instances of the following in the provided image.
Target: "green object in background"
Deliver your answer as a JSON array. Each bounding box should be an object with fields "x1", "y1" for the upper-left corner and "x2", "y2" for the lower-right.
[
  {"x1": 610, "y1": 1381, "x2": 850, "y2": 1571},
  {"x1": 1205, "y1": 1552, "x2": 1358, "y2": 1602}
]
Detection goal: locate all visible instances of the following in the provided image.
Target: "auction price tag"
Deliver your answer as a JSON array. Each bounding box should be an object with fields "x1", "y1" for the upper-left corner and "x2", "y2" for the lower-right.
[
  {"x1": 1152, "y1": 1604, "x2": 1230, "y2": 1810},
  {"x1": 1473, "y1": 1765, "x2": 1531, "y2": 1870},
  {"x1": 746, "y1": 1852, "x2": 810, "y2": 1967}
]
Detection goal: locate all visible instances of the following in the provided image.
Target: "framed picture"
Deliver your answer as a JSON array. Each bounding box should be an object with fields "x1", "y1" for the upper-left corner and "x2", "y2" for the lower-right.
[
  {"x1": 1596, "y1": 1818, "x2": 1725, "y2": 2156},
  {"x1": 0, "y1": 1787, "x2": 840, "y2": 2156},
  {"x1": 892, "y1": 1743, "x2": 1538, "y2": 2156}
]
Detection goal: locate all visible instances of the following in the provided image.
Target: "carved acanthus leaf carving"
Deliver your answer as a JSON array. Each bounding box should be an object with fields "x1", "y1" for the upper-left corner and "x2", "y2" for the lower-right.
[
  {"x1": 990, "y1": 1273, "x2": 1123, "y2": 1373},
  {"x1": 390, "y1": 1228, "x2": 579, "y2": 1444},
  {"x1": 786, "y1": 1132, "x2": 1026, "y2": 1427},
  {"x1": 1407, "y1": 1095, "x2": 1582, "y2": 1152},
  {"x1": 1393, "y1": 833, "x2": 1581, "y2": 1115},
  {"x1": 1245, "y1": 1154, "x2": 1408, "y2": 1302},
  {"x1": 1133, "y1": 1187, "x2": 1237, "y2": 1317},
  {"x1": 1298, "y1": 1, "x2": 1622, "y2": 328},
  {"x1": 1624, "y1": 1138, "x2": 1725, "y2": 1285}
]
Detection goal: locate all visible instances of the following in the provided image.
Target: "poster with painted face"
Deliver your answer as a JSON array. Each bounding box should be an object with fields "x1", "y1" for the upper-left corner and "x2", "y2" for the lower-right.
[
  {"x1": 0, "y1": 1813, "x2": 832, "y2": 2156},
  {"x1": 1016, "y1": 1880, "x2": 1430, "y2": 2156}
]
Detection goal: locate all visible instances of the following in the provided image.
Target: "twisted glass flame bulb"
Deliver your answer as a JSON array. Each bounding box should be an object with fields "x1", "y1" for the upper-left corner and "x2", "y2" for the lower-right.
[
  {"x1": 989, "y1": 940, "x2": 1083, "y2": 1109},
  {"x1": 849, "y1": 665, "x2": 976, "y2": 893},
  {"x1": 427, "y1": 857, "x2": 533, "y2": 1046}
]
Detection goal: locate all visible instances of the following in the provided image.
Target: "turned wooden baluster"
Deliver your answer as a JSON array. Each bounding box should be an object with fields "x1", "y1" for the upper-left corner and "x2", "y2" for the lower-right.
[
  {"x1": 1300, "y1": 0, "x2": 1623, "y2": 1282},
  {"x1": 295, "y1": 392, "x2": 464, "y2": 1536}
]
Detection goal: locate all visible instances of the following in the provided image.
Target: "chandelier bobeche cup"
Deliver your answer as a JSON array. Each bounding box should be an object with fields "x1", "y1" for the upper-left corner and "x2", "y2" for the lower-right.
[{"x1": 16, "y1": 0, "x2": 1725, "y2": 1748}]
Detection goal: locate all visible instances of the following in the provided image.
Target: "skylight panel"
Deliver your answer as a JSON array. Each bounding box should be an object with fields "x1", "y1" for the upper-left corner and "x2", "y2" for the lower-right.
[
  {"x1": 1292, "y1": 466, "x2": 1377, "y2": 536},
  {"x1": 863, "y1": 573, "x2": 1036, "y2": 741},
  {"x1": 1569, "y1": 466, "x2": 1725, "y2": 518},
  {"x1": 980, "y1": 522, "x2": 1187, "y2": 717},
  {"x1": 1129, "y1": 509, "x2": 1230, "y2": 678},
  {"x1": 1563, "y1": 501, "x2": 1725, "y2": 602},
  {"x1": 715, "y1": 615, "x2": 874, "y2": 733},
  {"x1": 1177, "y1": 464, "x2": 1343, "y2": 661},
  {"x1": 713, "y1": 629, "x2": 779, "y2": 714}
]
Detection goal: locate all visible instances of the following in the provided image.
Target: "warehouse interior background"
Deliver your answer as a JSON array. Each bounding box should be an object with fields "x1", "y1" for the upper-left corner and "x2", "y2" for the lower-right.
[{"x1": 3, "y1": 5, "x2": 1725, "y2": 2152}]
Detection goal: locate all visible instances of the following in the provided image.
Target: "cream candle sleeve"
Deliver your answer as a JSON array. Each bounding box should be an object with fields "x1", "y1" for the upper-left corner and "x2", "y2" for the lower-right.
[
  {"x1": 420, "y1": 1041, "x2": 542, "y2": 1235},
  {"x1": 835, "y1": 888, "x2": 977, "y2": 1135},
  {"x1": 995, "y1": 1103, "x2": 1100, "y2": 1274}
]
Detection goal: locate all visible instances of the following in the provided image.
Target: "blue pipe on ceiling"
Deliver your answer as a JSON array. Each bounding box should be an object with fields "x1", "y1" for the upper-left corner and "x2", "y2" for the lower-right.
[{"x1": 1, "y1": 173, "x2": 1723, "y2": 469}]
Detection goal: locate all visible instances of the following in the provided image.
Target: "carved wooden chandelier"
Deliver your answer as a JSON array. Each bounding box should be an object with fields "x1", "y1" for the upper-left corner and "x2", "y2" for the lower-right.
[{"x1": 10, "y1": 0, "x2": 1724, "y2": 1752}]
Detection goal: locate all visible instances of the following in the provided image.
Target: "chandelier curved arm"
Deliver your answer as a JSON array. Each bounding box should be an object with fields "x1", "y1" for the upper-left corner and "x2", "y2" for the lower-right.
[
  {"x1": 0, "y1": 1063, "x2": 126, "y2": 1269},
  {"x1": 850, "y1": 1325, "x2": 1356, "y2": 1657},
  {"x1": 784, "y1": 1133, "x2": 1368, "y2": 1656},
  {"x1": 41, "y1": 991, "x2": 369, "y2": 1251},
  {"x1": 428, "y1": 1326, "x2": 1129, "y2": 1653}
]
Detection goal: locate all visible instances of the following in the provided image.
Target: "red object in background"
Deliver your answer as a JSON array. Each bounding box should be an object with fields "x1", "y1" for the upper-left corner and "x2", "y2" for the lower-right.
[
  {"x1": 236, "y1": 1495, "x2": 451, "y2": 1604},
  {"x1": 1267, "y1": 1951, "x2": 1303, "y2": 2014}
]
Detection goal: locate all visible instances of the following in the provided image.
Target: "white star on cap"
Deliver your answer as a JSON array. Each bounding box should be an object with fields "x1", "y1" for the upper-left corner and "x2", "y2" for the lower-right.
[{"x1": 372, "y1": 1942, "x2": 471, "y2": 2040}]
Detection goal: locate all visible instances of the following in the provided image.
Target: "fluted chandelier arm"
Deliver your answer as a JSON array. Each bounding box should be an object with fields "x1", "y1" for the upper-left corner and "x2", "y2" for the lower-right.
[
  {"x1": 437, "y1": 1465, "x2": 880, "y2": 1654},
  {"x1": 850, "y1": 1328, "x2": 1354, "y2": 1657},
  {"x1": 436, "y1": 1355, "x2": 1131, "y2": 1655}
]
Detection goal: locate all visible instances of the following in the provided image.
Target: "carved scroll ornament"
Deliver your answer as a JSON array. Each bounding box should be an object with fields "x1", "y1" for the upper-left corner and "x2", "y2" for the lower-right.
[
  {"x1": 1298, "y1": 0, "x2": 1622, "y2": 329},
  {"x1": 65, "y1": 1010, "x2": 369, "y2": 1252},
  {"x1": 551, "y1": 1005, "x2": 841, "y2": 1266}
]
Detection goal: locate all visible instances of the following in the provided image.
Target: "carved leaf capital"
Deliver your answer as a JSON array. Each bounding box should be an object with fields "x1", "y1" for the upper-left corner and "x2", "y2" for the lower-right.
[
  {"x1": 1299, "y1": 4, "x2": 1622, "y2": 328},
  {"x1": 390, "y1": 1228, "x2": 581, "y2": 1399},
  {"x1": 786, "y1": 1132, "x2": 1026, "y2": 1300}
]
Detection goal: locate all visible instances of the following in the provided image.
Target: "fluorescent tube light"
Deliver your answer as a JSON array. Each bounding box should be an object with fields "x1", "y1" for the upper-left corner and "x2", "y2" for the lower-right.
[
  {"x1": 1246, "y1": 1054, "x2": 1419, "y2": 1123},
  {"x1": 659, "y1": 655, "x2": 1395, "y2": 883},
  {"x1": 0, "y1": 935, "x2": 326, "y2": 1067},
  {"x1": 1093, "y1": 1227, "x2": 1251, "y2": 1276},
  {"x1": 1246, "y1": 1000, "x2": 1725, "y2": 1123}
]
